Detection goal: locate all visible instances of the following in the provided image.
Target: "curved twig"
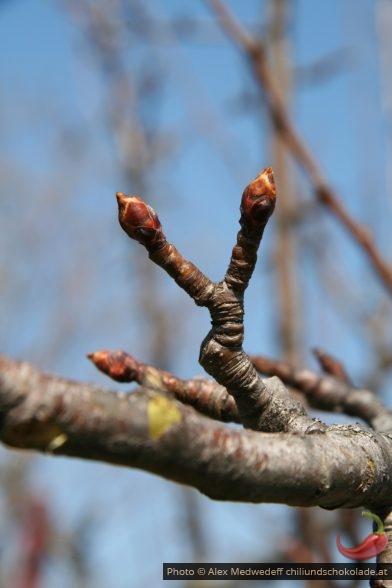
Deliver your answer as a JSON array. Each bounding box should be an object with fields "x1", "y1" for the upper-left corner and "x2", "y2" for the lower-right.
[{"x1": 116, "y1": 169, "x2": 325, "y2": 434}]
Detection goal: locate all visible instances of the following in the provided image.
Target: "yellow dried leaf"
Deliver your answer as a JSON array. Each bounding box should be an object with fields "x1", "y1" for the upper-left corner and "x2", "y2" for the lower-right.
[{"x1": 147, "y1": 395, "x2": 181, "y2": 440}]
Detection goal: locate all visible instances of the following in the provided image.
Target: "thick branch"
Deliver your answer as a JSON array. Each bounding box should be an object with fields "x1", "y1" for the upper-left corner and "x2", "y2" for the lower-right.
[{"x1": 1, "y1": 355, "x2": 392, "y2": 508}]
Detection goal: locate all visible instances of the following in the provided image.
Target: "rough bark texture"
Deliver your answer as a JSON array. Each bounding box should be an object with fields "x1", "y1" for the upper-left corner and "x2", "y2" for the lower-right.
[
  {"x1": 116, "y1": 169, "x2": 324, "y2": 434},
  {"x1": 1, "y1": 355, "x2": 392, "y2": 509},
  {"x1": 88, "y1": 349, "x2": 392, "y2": 432},
  {"x1": 2, "y1": 157, "x2": 392, "y2": 572}
]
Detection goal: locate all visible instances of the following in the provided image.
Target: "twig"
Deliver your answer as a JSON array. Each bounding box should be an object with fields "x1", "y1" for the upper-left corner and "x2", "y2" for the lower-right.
[
  {"x1": 313, "y1": 347, "x2": 352, "y2": 384},
  {"x1": 251, "y1": 355, "x2": 392, "y2": 432},
  {"x1": 88, "y1": 349, "x2": 239, "y2": 423},
  {"x1": 89, "y1": 348, "x2": 392, "y2": 432},
  {"x1": 205, "y1": 0, "x2": 392, "y2": 295},
  {"x1": 116, "y1": 169, "x2": 325, "y2": 434}
]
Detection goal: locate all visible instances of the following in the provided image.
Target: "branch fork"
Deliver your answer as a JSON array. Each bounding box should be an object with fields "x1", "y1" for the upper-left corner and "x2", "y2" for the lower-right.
[{"x1": 113, "y1": 168, "x2": 325, "y2": 434}]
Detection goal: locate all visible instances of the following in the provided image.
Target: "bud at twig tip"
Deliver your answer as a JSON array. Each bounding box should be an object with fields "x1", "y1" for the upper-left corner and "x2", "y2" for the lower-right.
[
  {"x1": 87, "y1": 349, "x2": 138, "y2": 382},
  {"x1": 241, "y1": 166, "x2": 276, "y2": 226},
  {"x1": 115, "y1": 192, "x2": 165, "y2": 248}
]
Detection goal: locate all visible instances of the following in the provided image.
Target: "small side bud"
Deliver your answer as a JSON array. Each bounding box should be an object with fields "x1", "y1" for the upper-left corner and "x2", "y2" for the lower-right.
[
  {"x1": 87, "y1": 350, "x2": 139, "y2": 383},
  {"x1": 240, "y1": 167, "x2": 276, "y2": 229},
  {"x1": 116, "y1": 193, "x2": 166, "y2": 249}
]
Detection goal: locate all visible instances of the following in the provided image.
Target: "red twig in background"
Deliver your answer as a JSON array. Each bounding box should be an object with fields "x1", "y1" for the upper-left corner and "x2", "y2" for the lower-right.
[
  {"x1": 313, "y1": 348, "x2": 352, "y2": 384},
  {"x1": 2, "y1": 354, "x2": 392, "y2": 508},
  {"x1": 205, "y1": 0, "x2": 392, "y2": 295},
  {"x1": 16, "y1": 498, "x2": 50, "y2": 588}
]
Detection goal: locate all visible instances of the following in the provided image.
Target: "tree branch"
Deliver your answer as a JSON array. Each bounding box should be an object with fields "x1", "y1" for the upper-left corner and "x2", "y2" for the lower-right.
[
  {"x1": 88, "y1": 349, "x2": 392, "y2": 433},
  {"x1": 313, "y1": 347, "x2": 352, "y2": 384},
  {"x1": 205, "y1": 0, "x2": 392, "y2": 295},
  {"x1": 116, "y1": 169, "x2": 325, "y2": 435},
  {"x1": 88, "y1": 349, "x2": 240, "y2": 423},
  {"x1": 251, "y1": 355, "x2": 392, "y2": 433},
  {"x1": 1, "y1": 354, "x2": 392, "y2": 509}
]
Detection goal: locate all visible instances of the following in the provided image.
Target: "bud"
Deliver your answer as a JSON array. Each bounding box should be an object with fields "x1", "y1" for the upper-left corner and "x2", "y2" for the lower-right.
[
  {"x1": 116, "y1": 193, "x2": 166, "y2": 249},
  {"x1": 87, "y1": 350, "x2": 139, "y2": 382},
  {"x1": 240, "y1": 167, "x2": 276, "y2": 229}
]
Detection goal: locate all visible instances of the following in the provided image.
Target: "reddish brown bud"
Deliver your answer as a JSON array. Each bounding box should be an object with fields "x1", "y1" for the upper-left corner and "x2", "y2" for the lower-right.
[
  {"x1": 87, "y1": 350, "x2": 140, "y2": 383},
  {"x1": 312, "y1": 347, "x2": 351, "y2": 383},
  {"x1": 116, "y1": 193, "x2": 166, "y2": 249},
  {"x1": 240, "y1": 167, "x2": 276, "y2": 229}
]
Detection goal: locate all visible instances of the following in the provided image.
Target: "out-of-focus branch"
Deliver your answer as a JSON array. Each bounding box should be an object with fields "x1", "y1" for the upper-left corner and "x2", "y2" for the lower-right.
[
  {"x1": 369, "y1": 509, "x2": 392, "y2": 586},
  {"x1": 205, "y1": 0, "x2": 392, "y2": 295},
  {"x1": 313, "y1": 347, "x2": 352, "y2": 384},
  {"x1": 2, "y1": 354, "x2": 392, "y2": 509},
  {"x1": 69, "y1": 2, "x2": 177, "y2": 371},
  {"x1": 285, "y1": 509, "x2": 332, "y2": 566},
  {"x1": 89, "y1": 348, "x2": 392, "y2": 433},
  {"x1": 267, "y1": 8, "x2": 326, "y2": 585},
  {"x1": 251, "y1": 355, "x2": 392, "y2": 432},
  {"x1": 269, "y1": 0, "x2": 301, "y2": 365},
  {"x1": 16, "y1": 498, "x2": 50, "y2": 588}
]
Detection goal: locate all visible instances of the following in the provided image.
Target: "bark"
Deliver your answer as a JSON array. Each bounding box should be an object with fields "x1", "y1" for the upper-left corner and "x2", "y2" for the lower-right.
[
  {"x1": 1, "y1": 354, "x2": 392, "y2": 509},
  {"x1": 116, "y1": 169, "x2": 326, "y2": 434}
]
